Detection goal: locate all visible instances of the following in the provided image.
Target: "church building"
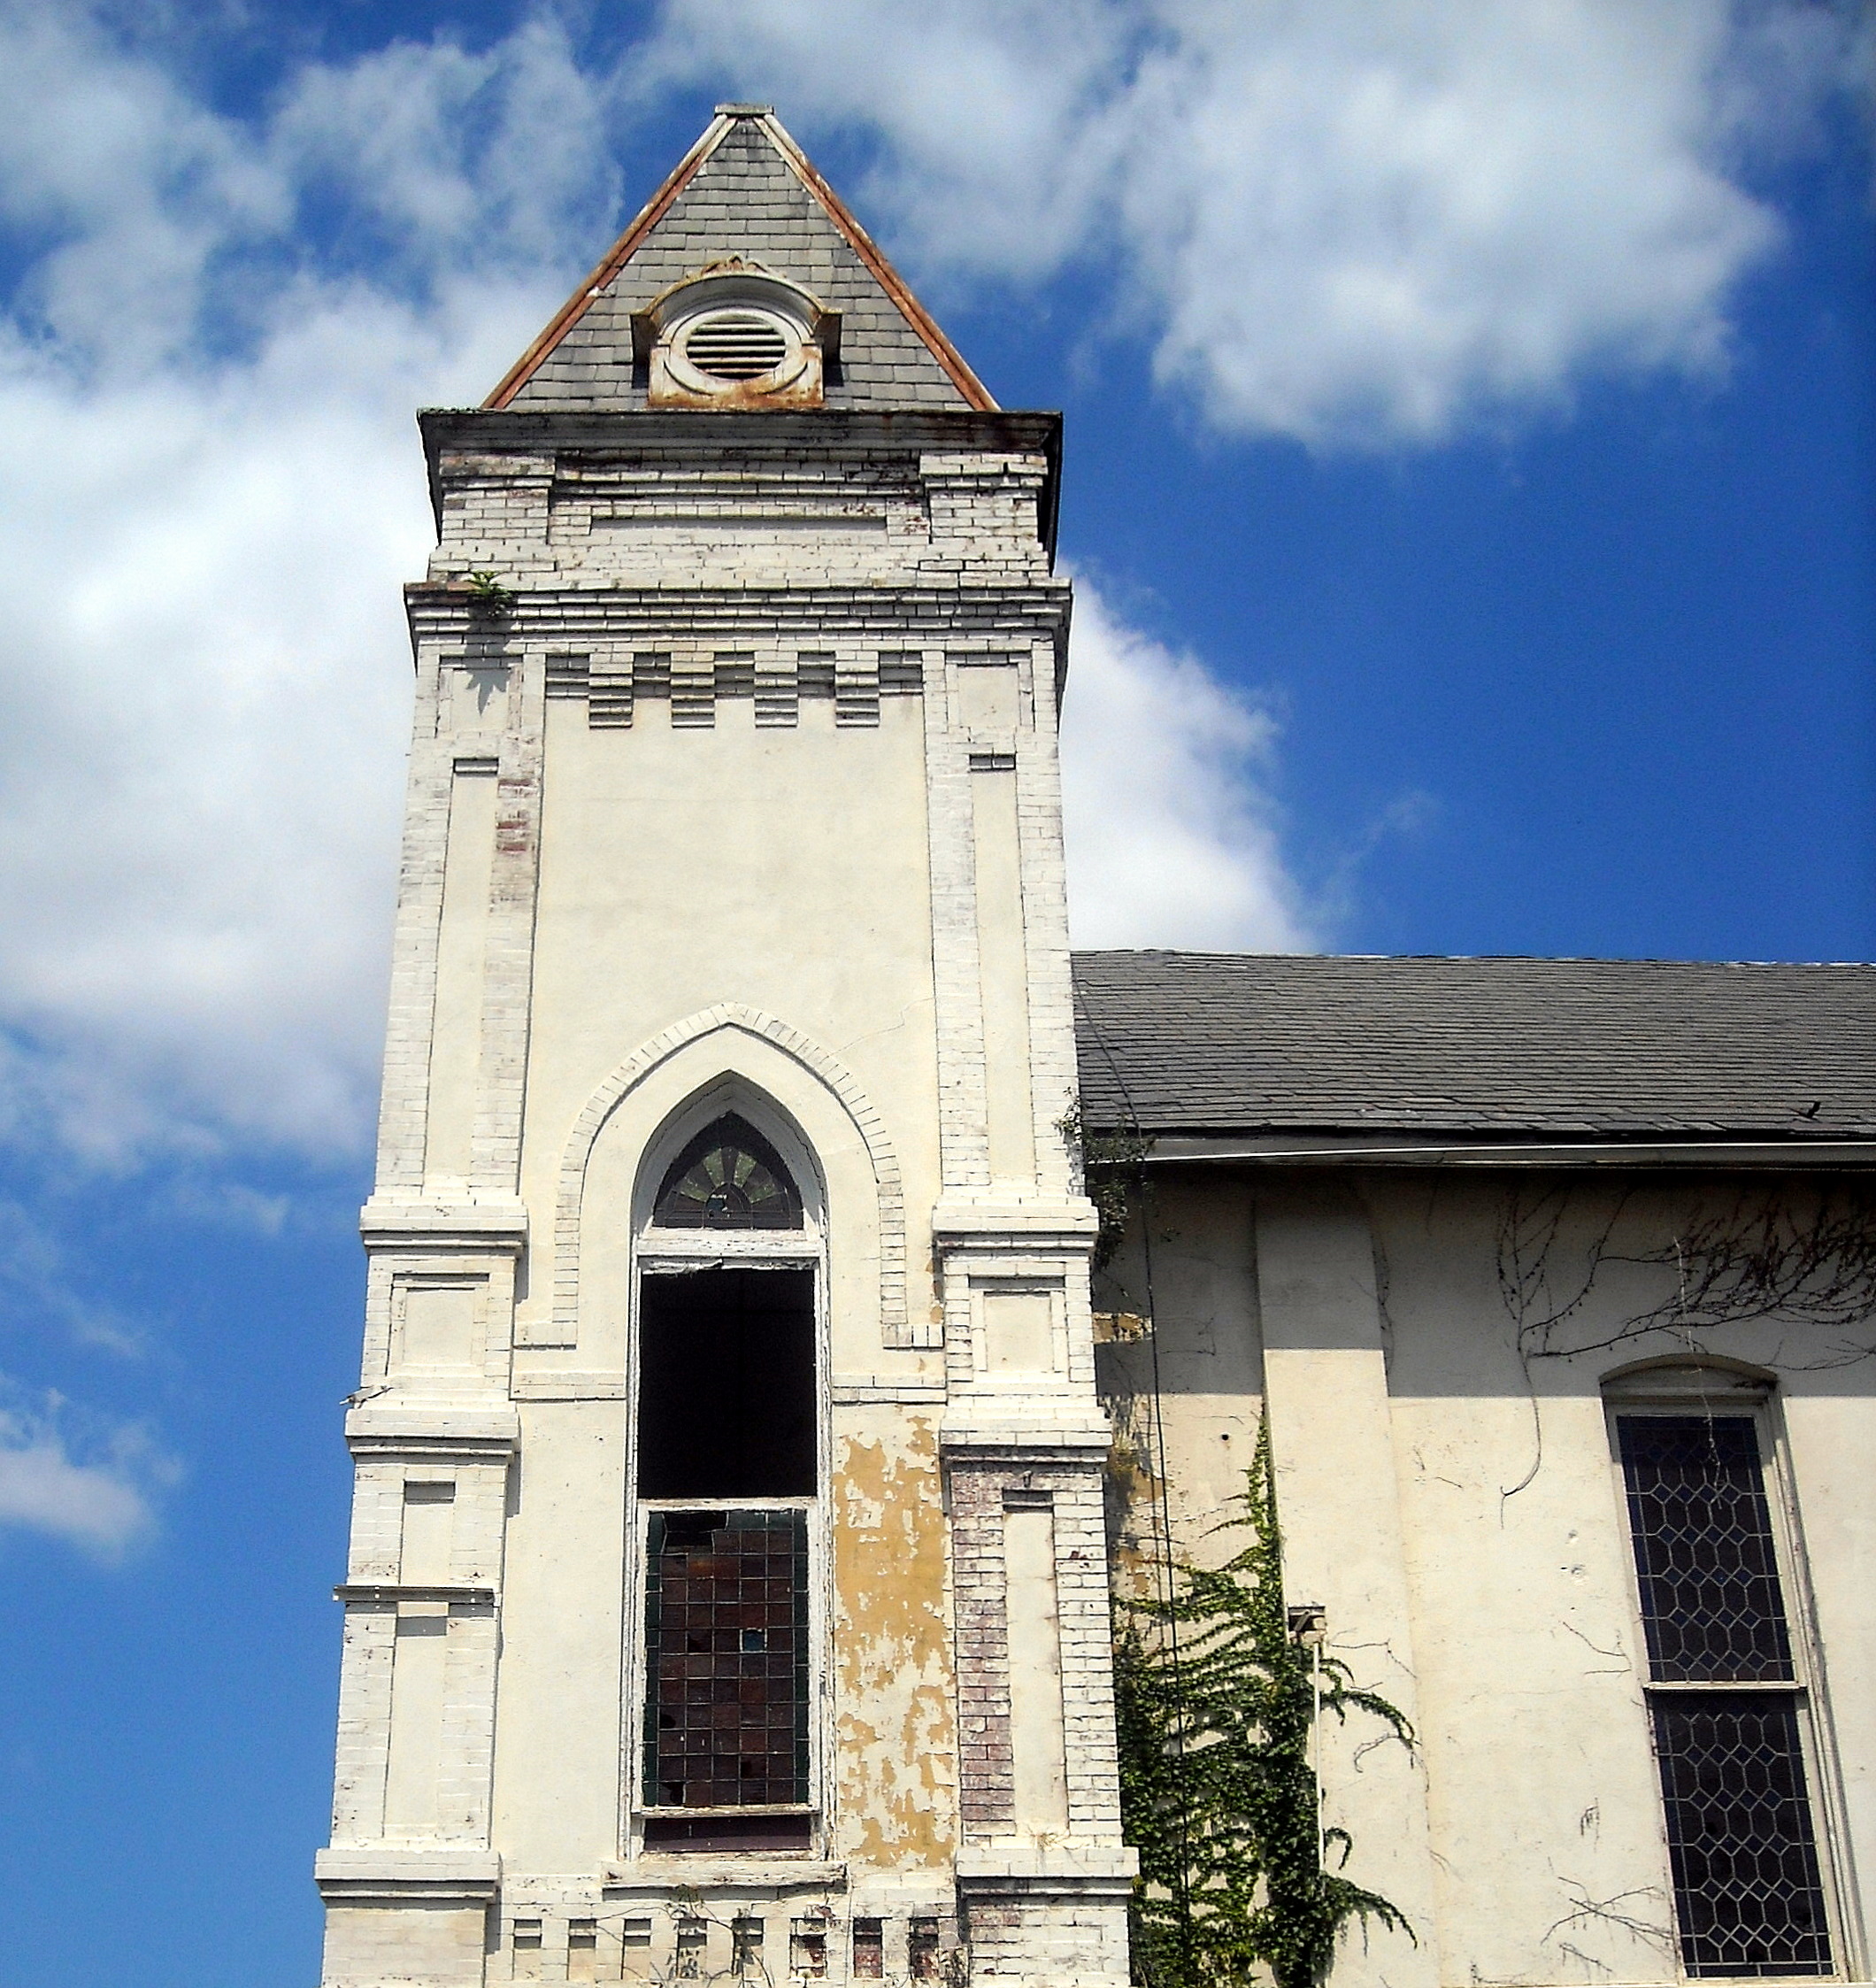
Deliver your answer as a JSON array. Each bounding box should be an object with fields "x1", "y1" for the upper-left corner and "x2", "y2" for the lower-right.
[{"x1": 312, "y1": 107, "x2": 1875, "y2": 1988}]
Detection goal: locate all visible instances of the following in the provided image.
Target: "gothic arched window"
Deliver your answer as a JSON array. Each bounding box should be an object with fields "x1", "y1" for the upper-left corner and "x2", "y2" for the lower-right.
[{"x1": 651, "y1": 1113, "x2": 803, "y2": 1230}]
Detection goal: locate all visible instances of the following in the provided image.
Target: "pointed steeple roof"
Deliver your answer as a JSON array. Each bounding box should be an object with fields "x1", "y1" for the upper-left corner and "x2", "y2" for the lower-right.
[{"x1": 487, "y1": 107, "x2": 995, "y2": 413}]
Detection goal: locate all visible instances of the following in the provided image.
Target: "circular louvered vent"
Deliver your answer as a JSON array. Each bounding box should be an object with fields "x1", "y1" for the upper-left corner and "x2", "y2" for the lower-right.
[{"x1": 681, "y1": 312, "x2": 789, "y2": 380}]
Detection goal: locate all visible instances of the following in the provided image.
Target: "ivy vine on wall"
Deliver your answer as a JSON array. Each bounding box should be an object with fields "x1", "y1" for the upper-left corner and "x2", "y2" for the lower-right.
[{"x1": 1114, "y1": 1415, "x2": 1414, "y2": 1988}]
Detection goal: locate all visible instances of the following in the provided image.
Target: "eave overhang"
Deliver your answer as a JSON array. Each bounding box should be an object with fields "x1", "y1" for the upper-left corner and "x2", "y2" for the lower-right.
[{"x1": 1110, "y1": 1129, "x2": 1876, "y2": 1171}]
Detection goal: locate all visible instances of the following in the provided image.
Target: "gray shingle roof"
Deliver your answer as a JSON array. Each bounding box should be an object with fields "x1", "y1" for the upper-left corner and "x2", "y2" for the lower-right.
[
  {"x1": 504, "y1": 115, "x2": 975, "y2": 412},
  {"x1": 1071, "y1": 952, "x2": 1876, "y2": 1141}
]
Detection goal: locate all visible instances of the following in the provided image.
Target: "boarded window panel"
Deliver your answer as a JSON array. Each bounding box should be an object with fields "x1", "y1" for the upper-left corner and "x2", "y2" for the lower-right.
[
  {"x1": 1619, "y1": 1416, "x2": 1795, "y2": 1683},
  {"x1": 1652, "y1": 1692, "x2": 1834, "y2": 1977},
  {"x1": 637, "y1": 1268, "x2": 815, "y2": 1499},
  {"x1": 642, "y1": 1509, "x2": 810, "y2": 1813}
]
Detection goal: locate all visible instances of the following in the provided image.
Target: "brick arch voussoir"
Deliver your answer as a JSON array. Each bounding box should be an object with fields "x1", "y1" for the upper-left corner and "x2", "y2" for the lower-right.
[{"x1": 553, "y1": 1004, "x2": 910, "y2": 1345}]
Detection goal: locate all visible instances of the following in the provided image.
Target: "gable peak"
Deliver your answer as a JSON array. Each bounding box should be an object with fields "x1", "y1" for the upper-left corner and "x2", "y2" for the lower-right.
[{"x1": 486, "y1": 108, "x2": 994, "y2": 415}]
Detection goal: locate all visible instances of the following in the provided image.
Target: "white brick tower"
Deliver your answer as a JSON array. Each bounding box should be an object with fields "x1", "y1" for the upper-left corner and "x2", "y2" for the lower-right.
[{"x1": 315, "y1": 106, "x2": 1134, "y2": 1988}]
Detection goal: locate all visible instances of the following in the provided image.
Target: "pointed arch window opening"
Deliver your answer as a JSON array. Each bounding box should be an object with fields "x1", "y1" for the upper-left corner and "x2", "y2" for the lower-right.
[
  {"x1": 631, "y1": 1103, "x2": 826, "y2": 1851},
  {"x1": 651, "y1": 1113, "x2": 805, "y2": 1232}
]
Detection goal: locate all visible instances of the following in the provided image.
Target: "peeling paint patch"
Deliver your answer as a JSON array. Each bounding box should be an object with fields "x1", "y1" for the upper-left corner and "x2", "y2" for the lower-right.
[{"x1": 832, "y1": 1418, "x2": 956, "y2": 1868}]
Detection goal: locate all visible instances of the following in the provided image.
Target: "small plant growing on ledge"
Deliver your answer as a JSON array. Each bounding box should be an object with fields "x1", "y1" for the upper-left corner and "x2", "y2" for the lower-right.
[
  {"x1": 464, "y1": 569, "x2": 516, "y2": 609},
  {"x1": 1115, "y1": 1414, "x2": 1414, "y2": 1988},
  {"x1": 1057, "y1": 1101, "x2": 1153, "y2": 1270}
]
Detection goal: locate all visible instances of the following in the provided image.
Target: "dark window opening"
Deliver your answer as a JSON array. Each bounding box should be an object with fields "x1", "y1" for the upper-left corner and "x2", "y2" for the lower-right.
[
  {"x1": 642, "y1": 1509, "x2": 810, "y2": 1815},
  {"x1": 791, "y1": 1923, "x2": 828, "y2": 1979},
  {"x1": 642, "y1": 1813, "x2": 812, "y2": 1853},
  {"x1": 852, "y1": 1920, "x2": 884, "y2": 1978},
  {"x1": 1618, "y1": 1414, "x2": 1833, "y2": 1977},
  {"x1": 909, "y1": 1917, "x2": 942, "y2": 1980},
  {"x1": 637, "y1": 1268, "x2": 815, "y2": 1499},
  {"x1": 653, "y1": 1114, "x2": 803, "y2": 1230},
  {"x1": 732, "y1": 1917, "x2": 765, "y2": 1975}
]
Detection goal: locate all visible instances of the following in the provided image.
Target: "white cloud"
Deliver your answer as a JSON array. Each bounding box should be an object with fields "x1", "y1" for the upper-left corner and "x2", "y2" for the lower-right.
[
  {"x1": 646, "y1": 0, "x2": 1856, "y2": 444},
  {"x1": 0, "y1": 9, "x2": 609, "y2": 1160},
  {"x1": 1061, "y1": 582, "x2": 1312, "y2": 952},
  {"x1": 0, "y1": 1, "x2": 1853, "y2": 1166},
  {"x1": 0, "y1": 1390, "x2": 171, "y2": 1558}
]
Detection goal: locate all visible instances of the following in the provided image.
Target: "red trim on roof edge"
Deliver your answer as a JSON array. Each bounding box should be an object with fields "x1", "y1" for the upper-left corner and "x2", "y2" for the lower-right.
[
  {"x1": 482, "y1": 109, "x2": 998, "y2": 415},
  {"x1": 481, "y1": 115, "x2": 734, "y2": 412},
  {"x1": 755, "y1": 113, "x2": 997, "y2": 412}
]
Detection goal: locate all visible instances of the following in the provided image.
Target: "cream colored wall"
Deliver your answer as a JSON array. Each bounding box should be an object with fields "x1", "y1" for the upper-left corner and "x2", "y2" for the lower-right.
[
  {"x1": 489, "y1": 687, "x2": 954, "y2": 1880},
  {"x1": 1096, "y1": 1172, "x2": 1265, "y2": 1560},
  {"x1": 516, "y1": 692, "x2": 942, "y2": 1266},
  {"x1": 1100, "y1": 1165, "x2": 1873, "y2": 1988}
]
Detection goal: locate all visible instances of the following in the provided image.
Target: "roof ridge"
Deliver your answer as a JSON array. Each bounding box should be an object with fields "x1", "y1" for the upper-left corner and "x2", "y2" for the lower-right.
[{"x1": 483, "y1": 107, "x2": 996, "y2": 414}]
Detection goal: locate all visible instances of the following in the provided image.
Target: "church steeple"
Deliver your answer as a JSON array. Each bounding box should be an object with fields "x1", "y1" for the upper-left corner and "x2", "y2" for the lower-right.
[
  {"x1": 487, "y1": 105, "x2": 995, "y2": 413},
  {"x1": 317, "y1": 109, "x2": 1126, "y2": 1988}
]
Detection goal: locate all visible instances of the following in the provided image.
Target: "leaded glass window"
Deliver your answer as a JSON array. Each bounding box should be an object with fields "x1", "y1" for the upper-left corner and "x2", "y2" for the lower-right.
[
  {"x1": 642, "y1": 1509, "x2": 810, "y2": 1812},
  {"x1": 652, "y1": 1114, "x2": 803, "y2": 1230},
  {"x1": 1619, "y1": 1417, "x2": 1794, "y2": 1684},
  {"x1": 1651, "y1": 1692, "x2": 1833, "y2": 1977},
  {"x1": 1618, "y1": 1414, "x2": 1833, "y2": 1978}
]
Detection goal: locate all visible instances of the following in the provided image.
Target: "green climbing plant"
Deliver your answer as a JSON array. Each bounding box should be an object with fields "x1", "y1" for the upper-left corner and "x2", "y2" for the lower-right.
[
  {"x1": 1114, "y1": 1414, "x2": 1414, "y2": 1988},
  {"x1": 1057, "y1": 1102, "x2": 1152, "y2": 1270}
]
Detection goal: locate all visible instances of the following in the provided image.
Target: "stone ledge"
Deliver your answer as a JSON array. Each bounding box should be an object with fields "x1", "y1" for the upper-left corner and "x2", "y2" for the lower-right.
[
  {"x1": 831, "y1": 1375, "x2": 948, "y2": 1405},
  {"x1": 939, "y1": 1416, "x2": 1112, "y2": 1456},
  {"x1": 334, "y1": 1583, "x2": 497, "y2": 1607},
  {"x1": 955, "y1": 1842, "x2": 1138, "y2": 1887},
  {"x1": 508, "y1": 1370, "x2": 627, "y2": 1401},
  {"x1": 345, "y1": 1402, "x2": 521, "y2": 1453},
  {"x1": 315, "y1": 1845, "x2": 501, "y2": 1904},
  {"x1": 600, "y1": 1859, "x2": 846, "y2": 1893},
  {"x1": 360, "y1": 1196, "x2": 528, "y2": 1251},
  {"x1": 932, "y1": 1198, "x2": 1098, "y2": 1243}
]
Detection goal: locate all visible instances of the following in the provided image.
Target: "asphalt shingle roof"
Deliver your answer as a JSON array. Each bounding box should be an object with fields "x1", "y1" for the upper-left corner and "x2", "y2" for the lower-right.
[{"x1": 1070, "y1": 952, "x2": 1876, "y2": 1141}]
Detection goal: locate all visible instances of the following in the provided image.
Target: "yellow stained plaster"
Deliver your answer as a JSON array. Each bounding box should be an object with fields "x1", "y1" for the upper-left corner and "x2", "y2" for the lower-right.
[{"x1": 832, "y1": 1418, "x2": 956, "y2": 1868}]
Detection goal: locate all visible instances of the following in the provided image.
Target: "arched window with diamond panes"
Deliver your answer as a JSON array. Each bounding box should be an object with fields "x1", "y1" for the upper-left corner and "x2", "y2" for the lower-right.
[{"x1": 651, "y1": 1113, "x2": 803, "y2": 1230}]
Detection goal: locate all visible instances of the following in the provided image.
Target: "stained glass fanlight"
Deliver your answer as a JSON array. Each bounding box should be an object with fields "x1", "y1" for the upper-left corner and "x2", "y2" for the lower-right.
[{"x1": 651, "y1": 1113, "x2": 803, "y2": 1230}]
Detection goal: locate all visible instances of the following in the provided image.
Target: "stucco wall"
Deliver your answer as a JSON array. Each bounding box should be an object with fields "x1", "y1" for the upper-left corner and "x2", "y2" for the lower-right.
[{"x1": 1097, "y1": 1165, "x2": 1872, "y2": 1988}]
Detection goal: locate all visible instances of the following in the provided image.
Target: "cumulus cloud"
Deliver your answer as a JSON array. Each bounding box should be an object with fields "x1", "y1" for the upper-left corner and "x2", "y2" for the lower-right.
[
  {"x1": 0, "y1": 1388, "x2": 172, "y2": 1558},
  {"x1": 0, "y1": 0, "x2": 1854, "y2": 1167},
  {"x1": 647, "y1": 0, "x2": 1857, "y2": 444},
  {"x1": 1061, "y1": 582, "x2": 1311, "y2": 952},
  {"x1": 0, "y1": 9, "x2": 608, "y2": 1159}
]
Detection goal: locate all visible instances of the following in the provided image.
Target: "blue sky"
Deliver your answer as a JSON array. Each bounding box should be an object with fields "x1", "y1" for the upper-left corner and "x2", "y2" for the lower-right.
[{"x1": 0, "y1": 4, "x2": 1869, "y2": 1983}]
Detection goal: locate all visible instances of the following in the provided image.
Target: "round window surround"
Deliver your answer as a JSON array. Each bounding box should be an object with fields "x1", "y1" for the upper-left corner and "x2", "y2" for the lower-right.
[
  {"x1": 637, "y1": 264, "x2": 834, "y2": 408},
  {"x1": 664, "y1": 307, "x2": 809, "y2": 397}
]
